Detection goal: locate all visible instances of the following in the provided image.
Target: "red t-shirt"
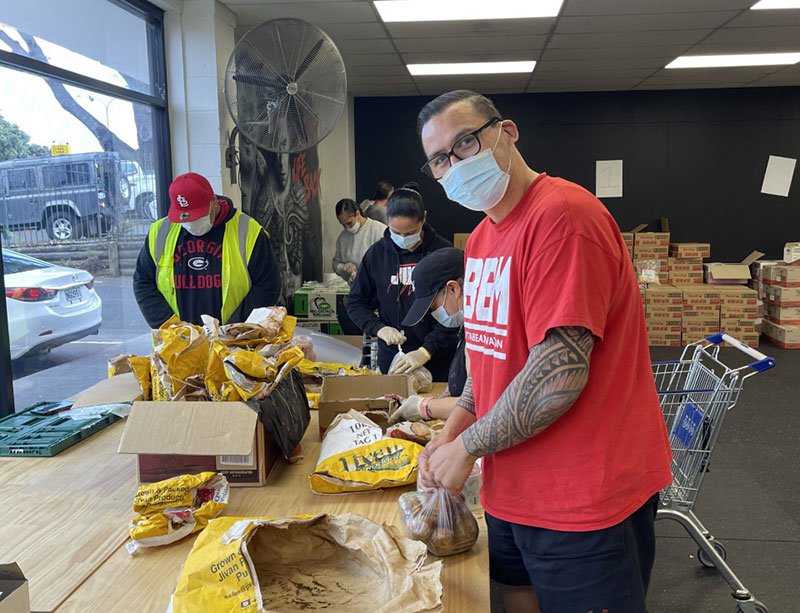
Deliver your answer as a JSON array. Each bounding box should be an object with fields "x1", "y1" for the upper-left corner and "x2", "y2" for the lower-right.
[{"x1": 464, "y1": 173, "x2": 673, "y2": 531}]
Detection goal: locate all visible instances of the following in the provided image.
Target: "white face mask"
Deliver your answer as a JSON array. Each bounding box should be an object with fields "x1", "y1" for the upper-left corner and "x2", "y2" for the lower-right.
[
  {"x1": 390, "y1": 230, "x2": 421, "y2": 251},
  {"x1": 182, "y1": 213, "x2": 213, "y2": 236},
  {"x1": 346, "y1": 220, "x2": 361, "y2": 235},
  {"x1": 439, "y1": 127, "x2": 511, "y2": 212},
  {"x1": 430, "y1": 288, "x2": 464, "y2": 328}
]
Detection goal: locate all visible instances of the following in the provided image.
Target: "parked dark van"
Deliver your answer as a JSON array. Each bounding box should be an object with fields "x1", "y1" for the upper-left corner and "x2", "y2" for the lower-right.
[{"x1": 0, "y1": 152, "x2": 125, "y2": 241}]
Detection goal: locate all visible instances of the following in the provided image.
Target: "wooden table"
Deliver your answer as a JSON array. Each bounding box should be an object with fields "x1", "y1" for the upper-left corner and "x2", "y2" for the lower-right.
[{"x1": 1, "y1": 378, "x2": 488, "y2": 612}]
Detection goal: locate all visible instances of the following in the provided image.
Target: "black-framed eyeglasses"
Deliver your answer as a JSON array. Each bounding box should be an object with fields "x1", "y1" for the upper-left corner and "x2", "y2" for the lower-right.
[{"x1": 420, "y1": 117, "x2": 502, "y2": 180}]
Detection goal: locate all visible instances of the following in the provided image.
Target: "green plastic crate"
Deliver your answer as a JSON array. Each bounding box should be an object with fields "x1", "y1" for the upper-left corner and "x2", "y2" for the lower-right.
[{"x1": 0, "y1": 404, "x2": 121, "y2": 457}]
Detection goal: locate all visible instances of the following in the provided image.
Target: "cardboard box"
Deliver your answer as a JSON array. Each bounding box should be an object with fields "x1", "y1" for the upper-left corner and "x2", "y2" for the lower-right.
[
  {"x1": 0, "y1": 564, "x2": 29, "y2": 613},
  {"x1": 119, "y1": 401, "x2": 279, "y2": 487},
  {"x1": 677, "y1": 285, "x2": 721, "y2": 300},
  {"x1": 764, "y1": 284, "x2": 800, "y2": 306},
  {"x1": 762, "y1": 320, "x2": 800, "y2": 349},
  {"x1": 785, "y1": 242, "x2": 800, "y2": 265},
  {"x1": 318, "y1": 375, "x2": 413, "y2": 438},
  {"x1": 718, "y1": 286, "x2": 758, "y2": 302},
  {"x1": 670, "y1": 275, "x2": 704, "y2": 285},
  {"x1": 668, "y1": 257, "x2": 704, "y2": 272},
  {"x1": 765, "y1": 303, "x2": 800, "y2": 325},
  {"x1": 645, "y1": 285, "x2": 683, "y2": 305},
  {"x1": 765, "y1": 265, "x2": 800, "y2": 288},
  {"x1": 647, "y1": 323, "x2": 682, "y2": 333},
  {"x1": 293, "y1": 286, "x2": 349, "y2": 320},
  {"x1": 634, "y1": 232, "x2": 670, "y2": 247},
  {"x1": 453, "y1": 233, "x2": 471, "y2": 251},
  {"x1": 647, "y1": 332, "x2": 682, "y2": 347},
  {"x1": 296, "y1": 319, "x2": 344, "y2": 335},
  {"x1": 705, "y1": 251, "x2": 764, "y2": 285},
  {"x1": 751, "y1": 260, "x2": 782, "y2": 282},
  {"x1": 646, "y1": 304, "x2": 683, "y2": 317},
  {"x1": 669, "y1": 243, "x2": 711, "y2": 259}
]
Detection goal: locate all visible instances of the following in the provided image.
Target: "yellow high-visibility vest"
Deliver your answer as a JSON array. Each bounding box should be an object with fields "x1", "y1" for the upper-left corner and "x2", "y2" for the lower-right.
[{"x1": 148, "y1": 211, "x2": 262, "y2": 323}]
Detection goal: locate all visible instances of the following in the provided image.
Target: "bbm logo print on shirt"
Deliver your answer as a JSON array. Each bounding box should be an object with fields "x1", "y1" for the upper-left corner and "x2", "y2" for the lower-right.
[{"x1": 463, "y1": 256, "x2": 512, "y2": 360}]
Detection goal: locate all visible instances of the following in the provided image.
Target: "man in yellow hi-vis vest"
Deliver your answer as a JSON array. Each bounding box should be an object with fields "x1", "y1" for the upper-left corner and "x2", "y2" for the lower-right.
[{"x1": 133, "y1": 172, "x2": 281, "y2": 327}]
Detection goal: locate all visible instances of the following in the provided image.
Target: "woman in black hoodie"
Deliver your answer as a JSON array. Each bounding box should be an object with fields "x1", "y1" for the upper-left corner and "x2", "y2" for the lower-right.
[{"x1": 347, "y1": 183, "x2": 459, "y2": 381}]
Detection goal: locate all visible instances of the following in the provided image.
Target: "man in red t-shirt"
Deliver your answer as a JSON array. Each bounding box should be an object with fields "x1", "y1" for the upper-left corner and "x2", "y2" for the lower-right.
[{"x1": 416, "y1": 91, "x2": 673, "y2": 613}]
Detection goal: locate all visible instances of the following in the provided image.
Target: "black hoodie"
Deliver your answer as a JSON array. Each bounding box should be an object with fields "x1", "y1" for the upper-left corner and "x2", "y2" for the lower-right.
[{"x1": 347, "y1": 223, "x2": 459, "y2": 381}]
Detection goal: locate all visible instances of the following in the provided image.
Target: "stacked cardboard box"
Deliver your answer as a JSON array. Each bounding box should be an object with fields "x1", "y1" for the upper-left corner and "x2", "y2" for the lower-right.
[
  {"x1": 718, "y1": 286, "x2": 759, "y2": 348},
  {"x1": 634, "y1": 232, "x2": 670, "y2": 284},
  {"x1": 621, "y1": 232, "x2": 634, "y2": 260},
  {"x1": 644, "y1": 285, "x2": 683, "y2": 346},
  {"x1": 667, "y1": 243, "x2": 709, "y2": 285},
  {"x1": 669, "y1": 243, "x2": 711, "y2": 259},
  {"x1": 762, "y1": 269, "x2": 800, "y2": 348},
  {"x1": 677, "y1": 285, "x2": 720, "y2": 344},
  {"x1": 749, "y1": 260, "x2": 781, "y2": 301}
]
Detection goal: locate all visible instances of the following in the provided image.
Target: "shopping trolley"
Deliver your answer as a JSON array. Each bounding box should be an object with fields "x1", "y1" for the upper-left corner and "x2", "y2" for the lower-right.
[{"x1": 652, "y1": 332, "x2": 776, "y2": 613}]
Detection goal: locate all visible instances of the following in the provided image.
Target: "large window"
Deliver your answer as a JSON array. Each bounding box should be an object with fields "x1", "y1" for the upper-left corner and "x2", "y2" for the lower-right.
[{"x1": 0, "y1": 0, "x2": 170, "y2": 416}]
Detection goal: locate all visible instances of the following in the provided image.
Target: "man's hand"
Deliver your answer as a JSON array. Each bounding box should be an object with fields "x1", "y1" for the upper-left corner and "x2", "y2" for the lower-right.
[
  {"x1": 389, "y1": 347, "x2": 431, "y2": 374},
  {"x1": 426, "y1": 436, "x2": 477, "y2": 497},
  {"x1": 417, "y1": 430, "x2": 454, "y2": 491},
  {"x1": 377, "y1": 326, "x2": 406, "y2": 346},
  {"x1": 388, "y1": 395, "x2": 422, "y2": 425}
]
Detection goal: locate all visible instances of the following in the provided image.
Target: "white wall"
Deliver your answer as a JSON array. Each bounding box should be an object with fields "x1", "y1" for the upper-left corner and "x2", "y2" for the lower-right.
[
  {"x1": 164, "y1": 0, "x2": 240, "y2": 207},
  {"x1": 317, "y1": 96, "x2": 357, "y2": 275},
  {"x1": 164, "y1": 0, "x2": 356, "y2": 262}
]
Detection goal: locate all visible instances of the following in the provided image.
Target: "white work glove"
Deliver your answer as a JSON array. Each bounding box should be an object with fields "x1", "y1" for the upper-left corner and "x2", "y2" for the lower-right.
[
  {"x1": 389, "y1": 347, "x2": 431, "y2": 374},
  {"x1": 388, "y1": 395, "x2": 423, "y2": 425},
  {"x1": 377, "y1": 326, "x2": 406, "y2": 346}
]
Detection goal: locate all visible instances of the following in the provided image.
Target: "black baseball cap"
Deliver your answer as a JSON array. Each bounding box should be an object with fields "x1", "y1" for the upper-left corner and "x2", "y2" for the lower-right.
[{"x1": 402, "y1": 247, "x2": 465, "y2": 327}]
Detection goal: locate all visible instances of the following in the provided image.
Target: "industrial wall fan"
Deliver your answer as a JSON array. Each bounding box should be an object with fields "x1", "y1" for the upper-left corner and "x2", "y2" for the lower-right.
[{"x1": 224, "y1": 18, "x2": 347, "y2": 162}]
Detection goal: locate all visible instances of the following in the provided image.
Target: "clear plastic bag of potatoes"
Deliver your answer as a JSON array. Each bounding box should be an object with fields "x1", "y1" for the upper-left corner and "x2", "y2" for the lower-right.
[{"x1": 398, "y1": 488, "x2": 479, "y2": 557}]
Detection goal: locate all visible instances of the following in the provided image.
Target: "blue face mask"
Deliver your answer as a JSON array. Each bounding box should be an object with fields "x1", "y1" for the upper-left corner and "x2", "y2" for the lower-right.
[
  {"x1": 439, "y1": 127, "x2": 511, "y2": 212},
  {"x1": 431, "y1": 304, "x2": 463, "y2": 328},
  {"x1": 390, "y1": 230, "x2": 422, "y2": 251}
]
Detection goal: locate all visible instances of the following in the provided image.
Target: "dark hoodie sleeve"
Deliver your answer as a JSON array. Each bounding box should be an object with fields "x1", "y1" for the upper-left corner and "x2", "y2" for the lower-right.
[
  {"x1": 132, "y1": 235, "x2": 176, "y2": 329},
  {"x1": 244, "y1": 231, "x2": 281, "y2": 308},
  {"x1": 347, "y1": 247, "x2": 384, "y2": 336}
]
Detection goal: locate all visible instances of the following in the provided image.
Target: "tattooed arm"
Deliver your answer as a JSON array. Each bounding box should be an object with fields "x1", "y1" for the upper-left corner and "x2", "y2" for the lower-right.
[{"x1": 461, "y1": 327, "x2": 594, "y2": 457}]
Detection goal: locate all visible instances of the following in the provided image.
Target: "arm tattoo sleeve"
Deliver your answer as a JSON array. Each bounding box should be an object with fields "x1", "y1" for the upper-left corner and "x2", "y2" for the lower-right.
[
  {"x1": 455, "y1": 375, "x2": 475, "y2": 416},
  {"x1": 461, "y1": 327, "x2": 594, "y2": 457}
]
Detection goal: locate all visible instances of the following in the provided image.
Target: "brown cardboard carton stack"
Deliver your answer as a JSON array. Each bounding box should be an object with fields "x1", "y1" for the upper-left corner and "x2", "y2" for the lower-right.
[
  {"x1": 668, "y1": 243, "x2": 710, "y2": 285},
  {"x1": 762, "y1": 263, "x2": 800, "y2": 349},
  {"x1": 634, "y1": 232, "x2": 670, "y2": 284},
  {"x1": 718, "y1": 286, "x2": 760, "y2": 348},
  {"x1": 644, "y1": 285, "x2": 683, "y2": 346},
  {"x1": 621, "y1": 232, "x2": 634, "y2": 260},
  {"x1": 749, "y1": 260, "x2": 781, "y2": 301},
  {"x1": 677, "y1": 285, "x2": 720, "y2": 345}
]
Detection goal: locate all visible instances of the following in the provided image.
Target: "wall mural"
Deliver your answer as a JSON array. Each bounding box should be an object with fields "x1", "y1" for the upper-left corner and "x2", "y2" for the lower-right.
[{"x1": 239, "y1": 140, "x2": 323, "y2": 307}]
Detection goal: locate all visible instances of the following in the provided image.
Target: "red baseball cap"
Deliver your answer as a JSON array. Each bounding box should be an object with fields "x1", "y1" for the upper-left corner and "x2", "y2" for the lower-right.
[{"x1": 168, "y1": 172, "x2": 217, "y2": 222}]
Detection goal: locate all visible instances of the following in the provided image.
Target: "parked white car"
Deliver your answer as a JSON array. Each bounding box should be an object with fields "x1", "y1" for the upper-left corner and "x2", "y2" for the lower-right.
[
  {"x1": 120, "y1": 160, "x2": 159, "y2": 221},
  {"x1": 3, "y1": 249, "x2": 102, "y2": 359}
]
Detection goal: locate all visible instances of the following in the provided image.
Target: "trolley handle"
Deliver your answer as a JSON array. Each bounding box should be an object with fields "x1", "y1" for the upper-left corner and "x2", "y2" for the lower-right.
[{"x1": 705, "y1": 333, "x2": 776, "y2": 372}]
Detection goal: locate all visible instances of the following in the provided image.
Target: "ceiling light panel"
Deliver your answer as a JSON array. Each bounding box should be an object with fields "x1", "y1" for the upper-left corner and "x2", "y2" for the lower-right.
[
  {"x1": 751, "y1": 0, "x2": 800, "y2": 9},
  {"x1": 374, "y1": 0, "x2": 563, "y2": 22},
  {"x1": 407, "y1": 61, "x2": 537, "y2": 75},
  {"x1": 666, "y1": 52, "x2": 800, "y2": 68}
]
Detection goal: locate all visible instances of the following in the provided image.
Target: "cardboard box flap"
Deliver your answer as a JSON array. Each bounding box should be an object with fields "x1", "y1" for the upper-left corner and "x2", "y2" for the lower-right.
[
  {"x1": 707, "y1": 263, "x2": 751, "y2": 280},
  {"x1": 69, "y1": 372, "x2": 143, "y2": 408},
  {"x1": 320, "y1": 374, "x2": 411, "y2": 400},
  {"x1": 118, "y1": 401, "x2": 257, "y2": 456},
  {"x1": 741, "y1": 251, "x2": 765, "y2": 266},
  {"x1": 630, "y1": 224, "x2": 648, "y2": 233},
  {"x1": 0, "y1": 563, "x2": 25, "y2": 582}
]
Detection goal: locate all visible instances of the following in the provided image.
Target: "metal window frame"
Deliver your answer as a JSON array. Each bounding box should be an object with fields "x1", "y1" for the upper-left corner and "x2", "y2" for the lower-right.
[{"x1": 0, "y1": 0, "x2": 171, "y2": 417}]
